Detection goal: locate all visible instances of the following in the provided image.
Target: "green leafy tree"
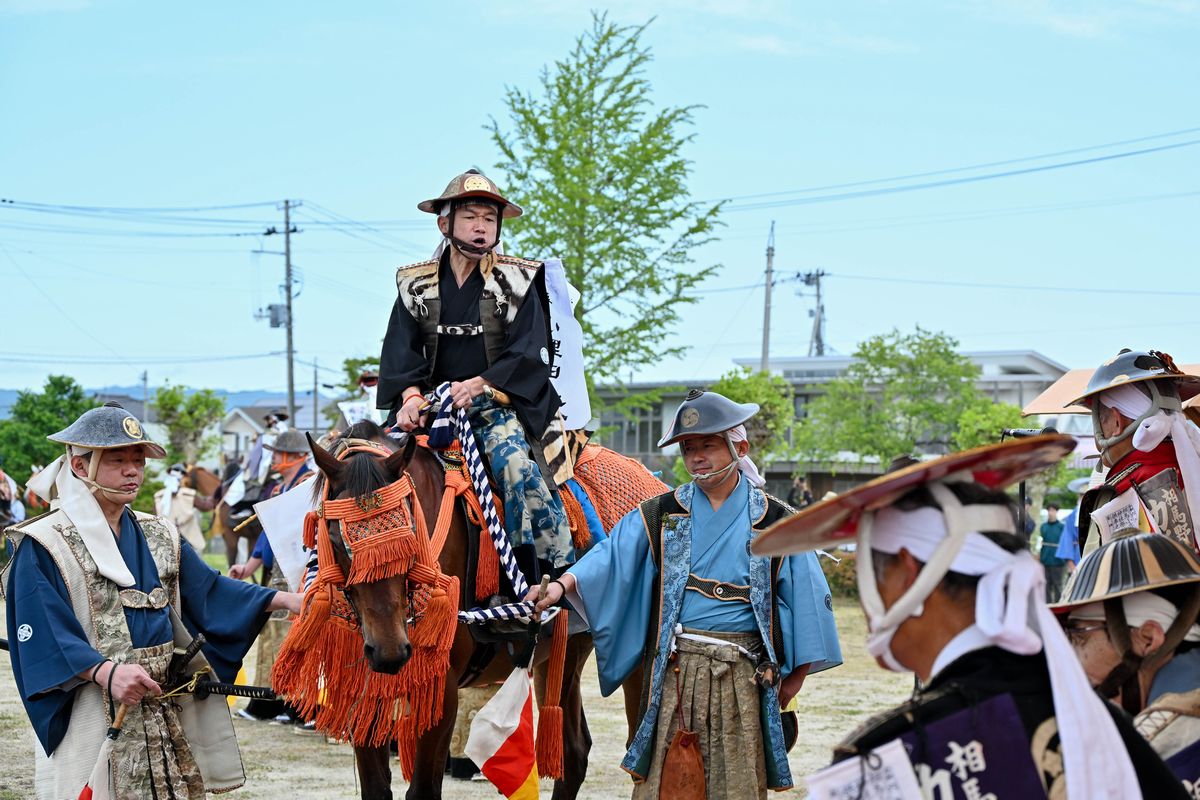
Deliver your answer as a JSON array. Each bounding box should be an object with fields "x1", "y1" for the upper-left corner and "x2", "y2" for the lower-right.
[
  {"x1": 489, "y1": 13, "x2": 723, "y2": 404},
  {"x1": 0, "y1": 375, "x2": 95, "y2": 482},
  {"x1": 794, "y1": 328, "x2": 981, "y2": 466},
  {"x1": 152, "y1": 385, "x2": 225, "y2": 464},
  {"x1": 953, "y1": 400, "x2": 1025, "y2": 451},
  {"x1": 709, "y1": 367, "x2": 795, "y2": 458}
]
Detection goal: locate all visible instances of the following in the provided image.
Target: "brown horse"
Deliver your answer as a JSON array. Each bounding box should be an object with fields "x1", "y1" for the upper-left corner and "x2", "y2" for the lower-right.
[
  {"x1": 298, "y1": 423, "x2": 600, "y2": 800},
  {"x1": 182, "y1": 464, "x2": 260, "y2": 567}
]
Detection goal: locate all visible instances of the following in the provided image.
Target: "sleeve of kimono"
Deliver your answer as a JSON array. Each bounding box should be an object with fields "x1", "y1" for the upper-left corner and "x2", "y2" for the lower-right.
[
  {"x1": 776, "y1": 551, "x2": 843, "y2": 678},
  {"x1": 480, "y1": 282, "x2": 552, "y2": 401},
  {"x1": 250, "y1": 531, "x2": 274, "y2": 567},
  {"x1": 479, "y1": 279, "x2": 562, "y2": 436},
  {"x1": 178, "y1": 539, "x2": 275, "y2": 683},
  {"x1": 377, "y1": 296, "x2": 430, "y2": 414},
  {"x1": 5, "y1": 537, "x2": 104, "y2": 755},
  {"x1": 564, "y1": 508, "x2": 656, "y2": 696},
  {"x1": 1056, "y1": 513, "x2": 1081, "y2": 563}
]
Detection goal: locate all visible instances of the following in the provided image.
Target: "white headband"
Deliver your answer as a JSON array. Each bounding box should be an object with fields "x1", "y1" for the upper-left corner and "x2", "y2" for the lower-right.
[
  {"x1": 1100, "y1": 383, "x2": 1200, "y2": 552},
  {"x1": 1071, "y1": 594, "x2": 1200, "y2": 643},
  {"x1": 726, "y1": 425, "x2": 766, "y2": 488},
  {"x1": 857, "y1": 482, "x2": 1141, "y2": 800}
]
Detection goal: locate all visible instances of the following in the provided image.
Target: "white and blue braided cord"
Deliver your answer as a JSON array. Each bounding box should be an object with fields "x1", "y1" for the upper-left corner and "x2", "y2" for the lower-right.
[{"x1": 422, "y1": 383, "x2": 548, "y2": 624}]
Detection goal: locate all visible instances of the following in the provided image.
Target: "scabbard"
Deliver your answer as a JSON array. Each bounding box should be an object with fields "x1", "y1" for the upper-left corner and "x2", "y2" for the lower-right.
[{"x1": 194, "y1": 680, "x2": 279, "y2": 701}]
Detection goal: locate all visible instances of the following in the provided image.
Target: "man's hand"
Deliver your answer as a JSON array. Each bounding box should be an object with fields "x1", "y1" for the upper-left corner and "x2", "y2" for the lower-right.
[
  {"x1": 779, "y1": 664, "x2": 811, "y2": 708},
  {"x1": 228, "y1": 563, "x2": 250, "y2": 580},
  {"x1": 100, "y1": 662, "x2": 162, "y2": 706},
  {"x1": 398, "y1": 394, "x2": 428, "y2": 431},
  {"x1": 270, "y1": 591, "x2": 304, "y2": 616},
  {"x1": 449, "y1": 377, "x2": 487, "y2": 409},
  {"x1": 524, "y1": 574, "x2": 574, "y2": 614}
]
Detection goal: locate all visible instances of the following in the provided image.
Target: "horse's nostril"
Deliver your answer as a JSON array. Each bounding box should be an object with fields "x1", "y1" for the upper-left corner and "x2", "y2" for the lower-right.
[
  {"x1": 400, "y1": 642, "x2": 412, "y2": 663},
  {"x1": 363, "y1": 643, "x2": 376, "y2": 660}
]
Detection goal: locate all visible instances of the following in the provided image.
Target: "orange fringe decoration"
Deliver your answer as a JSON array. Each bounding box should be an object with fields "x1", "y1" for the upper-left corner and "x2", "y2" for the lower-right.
[
  {"x1": 302, "y1": 510, "x2": 319, "y2": 549},
  {"x1": 561, "y1": 490, "x2": 591, "y2": 552},
  {"x1": 476, "y1": 526, "x2": 499, "y2": 599},
  {"x1": 272, "y1": 453, "x2": 462, "y2": 776},
  {"x1": 536, "y1": 610, "x2": 570, "y2": 780}
]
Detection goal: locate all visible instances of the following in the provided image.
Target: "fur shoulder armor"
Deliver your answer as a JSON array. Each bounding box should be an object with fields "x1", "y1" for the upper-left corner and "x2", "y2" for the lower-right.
[{"x1": 495, "y1": 254, "x2": 543, "y2": 271}]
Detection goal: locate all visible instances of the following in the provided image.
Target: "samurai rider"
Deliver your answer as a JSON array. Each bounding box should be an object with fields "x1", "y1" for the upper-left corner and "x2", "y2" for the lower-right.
[
  {"x1": 154, "y1": 462, "x2": 215, "y2": 553},
  {"x1": 531, "y1": 390, "x2": 843, "y2": 799},
  {"x1": 752, "y1": 436, "x2": 1185, "y2": 800},
  {"x1": 1054, "y1": 528, "x2": 1200, "y2": 791},
  {"x1": 2, "y1": 403, "x2": 303, "y2": 800},
  {"x1": 1072, "y1": 349, "x2": 1200, "y2": 557},
  {"x1": 378, "y1": 168, "x2": 572, "y2": 582}
]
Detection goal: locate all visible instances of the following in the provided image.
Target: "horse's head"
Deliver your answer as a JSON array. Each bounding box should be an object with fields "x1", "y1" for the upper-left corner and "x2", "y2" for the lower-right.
[{"x1": 309, "y1": 423, "x2": 420, "y2": 675}]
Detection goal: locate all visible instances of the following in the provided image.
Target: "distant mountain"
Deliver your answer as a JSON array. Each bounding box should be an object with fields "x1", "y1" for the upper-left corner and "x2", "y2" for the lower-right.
[{"x1": 0, "y1": 386, "x2": 293, "y2": 421}]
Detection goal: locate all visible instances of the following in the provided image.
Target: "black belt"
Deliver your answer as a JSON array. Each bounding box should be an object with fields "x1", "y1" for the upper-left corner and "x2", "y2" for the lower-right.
[
  {"x1": 437, "y1": 324, "x2": 483, "y2": 336},
  {"x1": 685, "y1": 574, "x2": 750, "y2": 603}
]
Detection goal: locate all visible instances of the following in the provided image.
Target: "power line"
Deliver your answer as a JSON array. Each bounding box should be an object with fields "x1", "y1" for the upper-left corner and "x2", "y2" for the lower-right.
[
  {"x1": 0, "y1": 246, "x2": 135, "y2": 367},
  {"x1": 725, "y1": 138, "x2": 1200, "y2": 212},
  {"x1": 718, "y1": 188, "x2": 1200, "y2": 240},
  {"x1": 0, "y1": 351, "x2": 285, "y2": 365},
  {"x1": 833, "y1": 272, "x2": 1200, "y2": 297},
  {"x1": 716, "y1": 124, "x2": 1200, "y2": 203}
]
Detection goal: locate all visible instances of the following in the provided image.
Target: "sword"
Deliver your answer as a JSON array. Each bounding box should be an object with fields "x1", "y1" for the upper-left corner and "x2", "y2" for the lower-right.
[{"x1": 164, "y1": 670, "x2": 279, "y2": 701}]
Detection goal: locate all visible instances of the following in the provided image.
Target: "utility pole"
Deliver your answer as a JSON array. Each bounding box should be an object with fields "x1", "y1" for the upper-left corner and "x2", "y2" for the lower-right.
[
  {"x1": 256, "y1": 203, "x2": 301, "y2": 420},
  {"x1": 141, "y1": 371, "x2": 148, "y2": 415},
  {"x1": 283, "y1": 200, "x2": 297, "y2": 424},
  {"x1": 312, "y1": 358, "x2": 318, "y2": 437},
  {"x1": 802, "y1": 270, "x2": 828, "y2": 357},
  {"x1": 760, "y1": 221, "x2": 775, "y2": 372}
]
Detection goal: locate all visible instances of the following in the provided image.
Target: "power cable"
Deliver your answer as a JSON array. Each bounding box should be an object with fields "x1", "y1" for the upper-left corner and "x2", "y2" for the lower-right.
[
  {"x1": 0, "y1": 246, "x2": 135, "y2": 366},
  {"x1": 833, "y1": 272, "x2": 1200, "y2": 298},
  {"x1": 716, "y1": 124, "x2": 1200, "y2": 203},
  {"x1": 725, "y1": 138, "x2": 1200, "y2": 212}
]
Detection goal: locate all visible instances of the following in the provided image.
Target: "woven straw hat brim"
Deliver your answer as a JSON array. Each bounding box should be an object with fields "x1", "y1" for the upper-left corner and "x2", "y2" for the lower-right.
[{"x1": 750, "y1": 434, "x2": 1077, "y2": 557}]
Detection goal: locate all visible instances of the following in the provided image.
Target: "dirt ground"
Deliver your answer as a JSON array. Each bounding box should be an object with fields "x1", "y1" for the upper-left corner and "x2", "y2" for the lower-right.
[{"x1": 0, "y1": 599, "x2": 910, "y2": 799}]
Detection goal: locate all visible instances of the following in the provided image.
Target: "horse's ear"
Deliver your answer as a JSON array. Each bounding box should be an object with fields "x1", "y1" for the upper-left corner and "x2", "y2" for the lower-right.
[
  {"x1": 308, "y1": 433, "x2": 343, "y2": 480},
  {"x1": 381, "y1": 434, "x2": 417, "y2": 479}
]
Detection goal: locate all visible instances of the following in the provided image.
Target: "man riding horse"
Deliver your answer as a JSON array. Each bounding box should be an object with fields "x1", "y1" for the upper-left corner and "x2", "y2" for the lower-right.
[{"x1": 378, "y1": 169, "x2": 572, "y2": 584}]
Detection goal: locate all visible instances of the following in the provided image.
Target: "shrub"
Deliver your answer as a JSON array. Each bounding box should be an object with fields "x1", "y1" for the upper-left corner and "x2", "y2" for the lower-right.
[{"x1": 821, "y1": 549, "x2": 859, "y2": 600}]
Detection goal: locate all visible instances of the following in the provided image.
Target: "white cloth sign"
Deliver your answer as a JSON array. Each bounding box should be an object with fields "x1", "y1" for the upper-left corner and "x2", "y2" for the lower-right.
[
  {"x1": 543, "y1": 257, "x2": 592, "y2": 429},
  {"x1": 805, "y1": 739, "x2": 923, "y2": 799},
  {"x1": 1092, "y1": 487, "x2": 1155, "y2": 543},
  {"x1": 338, "y1": 399, "x2": 383, "y2": 428},
  {"x1": 253, "y1": 483, "x2": 317, "y2": 592}
]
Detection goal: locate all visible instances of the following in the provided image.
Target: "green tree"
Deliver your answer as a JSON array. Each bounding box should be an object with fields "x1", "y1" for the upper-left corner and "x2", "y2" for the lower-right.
[
  {"x1": 489, "y1": 13, "x2": 723, "y2": 402},
  {"x1": 0, "y1": 375, "x2": 95, "y2": 482},
  {"x1": 794, "y1": 328, "x2": 981, "y2": 466},
  {"x1": 152, "y1": 385, "x2": 225, "y2": 464},
  {"x1": 709, "y1": 367, "x2": 795, "y2": 458},
  {"x1": 952, "y1": 400, "x2": 1025, "y2": 451}
]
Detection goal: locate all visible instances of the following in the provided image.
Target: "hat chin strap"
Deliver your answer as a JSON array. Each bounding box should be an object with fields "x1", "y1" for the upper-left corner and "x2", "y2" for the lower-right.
[
  {"x1": 855, "y1": 483, "x2": 980, "y2": 673},
  {"x1": 71, "y1": 447, "x2": 139, "y2": 502},
  {"x1": 686, "y1": 434, "x2": 741, "y2": 484}
]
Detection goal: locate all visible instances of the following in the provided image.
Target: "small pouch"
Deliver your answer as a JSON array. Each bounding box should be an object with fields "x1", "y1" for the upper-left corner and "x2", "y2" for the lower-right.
[{"x1": 660, "y1": 661, "x2": 706, "y2": 800}]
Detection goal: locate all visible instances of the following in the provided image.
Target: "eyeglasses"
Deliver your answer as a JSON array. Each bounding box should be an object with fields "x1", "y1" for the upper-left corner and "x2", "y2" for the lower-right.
[{"x1": 1063, "y1": 621, "x2": 1107, "y2": 644}]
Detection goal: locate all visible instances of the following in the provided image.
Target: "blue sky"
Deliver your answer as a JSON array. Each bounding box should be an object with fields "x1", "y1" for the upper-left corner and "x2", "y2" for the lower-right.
[{"x1": 2, "y1": 0, "x2": 1198, "y2": 395}]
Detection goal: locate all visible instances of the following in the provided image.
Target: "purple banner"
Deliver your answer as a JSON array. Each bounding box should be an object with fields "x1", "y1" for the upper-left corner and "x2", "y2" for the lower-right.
[{"x1": 898, "y1": 693, "x2": 1048, "y2": 799}]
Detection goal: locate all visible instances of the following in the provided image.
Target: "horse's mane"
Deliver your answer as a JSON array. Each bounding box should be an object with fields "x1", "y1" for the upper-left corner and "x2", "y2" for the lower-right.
[{"x1": 311, "y1": 420, "x2": 398, "y2": 502}]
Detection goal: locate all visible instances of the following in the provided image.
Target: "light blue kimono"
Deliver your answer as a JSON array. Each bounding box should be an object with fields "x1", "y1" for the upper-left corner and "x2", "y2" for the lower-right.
[{"x1": 566, "y1": 478, "x2": 842, "y2": 787}]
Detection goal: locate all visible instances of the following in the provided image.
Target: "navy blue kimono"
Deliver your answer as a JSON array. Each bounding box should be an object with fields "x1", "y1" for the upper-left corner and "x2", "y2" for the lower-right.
[{"x1": 6, "y1": 509, "x2": 276, "y2": 756}]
